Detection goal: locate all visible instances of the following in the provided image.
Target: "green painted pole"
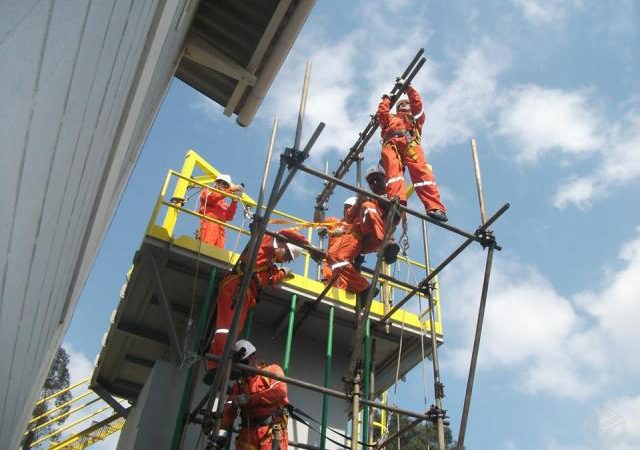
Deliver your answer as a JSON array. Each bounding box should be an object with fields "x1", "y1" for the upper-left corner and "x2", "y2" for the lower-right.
[
  {"x1": 283, "y1": 295, "x2": 297, "y2": 374},
  {"x1": 242, "y1": 309, "x2": 254, "y2": 340},
  {"x1": 171, "y1": 266, "x2": 217, "y2": 450},
  {"x1": 320, "y1": 305, "x2": 335, "y2": 450},
  {"x1": 362, "y1": 319, "x2": 371, "y2": 449}
]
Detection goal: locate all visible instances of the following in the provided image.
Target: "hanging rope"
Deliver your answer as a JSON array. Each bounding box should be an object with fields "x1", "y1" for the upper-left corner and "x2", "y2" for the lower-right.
[{"x1": 404, "y1": 257, "x2": 431, "y2": 412}]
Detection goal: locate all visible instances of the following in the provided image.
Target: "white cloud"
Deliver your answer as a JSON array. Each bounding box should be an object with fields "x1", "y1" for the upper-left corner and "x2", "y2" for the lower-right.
[
  {"x1": 579, "y1": 395, "x2": 640, "y2": 450},
  {"x1": 574, "y1": 228, "x2": 640, "y2": 373},
  {"x1": 512, "y1": 0, "x2": 584, "y2": 25},
  {"x1": 441, "y1": 227, "x2": 640, "y2": 400},
  {"x1": 498, "y1": 86, "x2": 604, "y2": 162},
  {"x1": 63, "y1": 342, "x2": 94, "y2": 385},
  {"x1": 425, "y1": 40, "x2": 510, "y2": 150},
  {"x1": 552, "y1": 112, "x2": 640, "y2": 208},
  {"x1": 259, "y1": 2, "x2": 509, "y2": 164},
  {"x1": 441, "y1": 251, "x2": 602, "y2": 399}
]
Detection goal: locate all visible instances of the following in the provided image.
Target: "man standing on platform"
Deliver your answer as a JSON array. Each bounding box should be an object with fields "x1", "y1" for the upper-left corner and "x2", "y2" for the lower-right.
[{"x1": 198, "y1": 174, "x2": 244, "y2": 248}]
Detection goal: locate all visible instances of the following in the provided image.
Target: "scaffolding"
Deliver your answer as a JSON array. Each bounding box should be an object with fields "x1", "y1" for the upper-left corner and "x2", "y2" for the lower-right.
[{"x1": 186, "y1": 51, "x2": 509, "y2": 450}]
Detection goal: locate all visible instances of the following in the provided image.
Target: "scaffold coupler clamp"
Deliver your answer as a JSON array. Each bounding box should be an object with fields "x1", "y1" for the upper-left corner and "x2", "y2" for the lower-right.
[
  {"x1": 283, "y1": 147, "x2": 308, "y2": 169},
  {"x1": 426, "y1": 404, "x2": 450, "y2": 426},
  {"x1": 249, "y1": 213, "x2": 264, "y2": 233},
  {"x1": 474, "y1": 228, "x2": 501, "y2": 251}
]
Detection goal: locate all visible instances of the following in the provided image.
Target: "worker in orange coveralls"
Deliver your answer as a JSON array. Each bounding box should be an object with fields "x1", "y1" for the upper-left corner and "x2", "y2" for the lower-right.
[
  {"x1": 215, "y1": 340, "x2": 290, "y2": 450},
  {"x1": 204, "y1": 229, "x2": 308, "y2": 384},
  {"x1": 316, "y1": 196, "x2": 358, "y2": 284},
  {"x1": 357, "y1": 165, "x2": 399, "y2": 262},
  {"x1": 318, "y1": 196, "x2": 370, "y2": 296},
  {"x1": 377, "y1": 82, "x2": 448, "y2": 222},
  {"x1": 198, "y1": 174, "x2": 244, "y2": 247}
]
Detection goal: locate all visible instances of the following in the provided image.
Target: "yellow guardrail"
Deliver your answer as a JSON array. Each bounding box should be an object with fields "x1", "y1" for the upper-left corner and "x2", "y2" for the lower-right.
[
  {"x1": 144, "y1": 149, "x2": 442, "y2": 334},
  {"x1": 23, "y1": 378, "x2": 126, "y2": 450}
]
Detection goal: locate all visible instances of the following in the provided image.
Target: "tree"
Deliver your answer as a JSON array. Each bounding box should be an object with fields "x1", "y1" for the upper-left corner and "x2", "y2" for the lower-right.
[
  {"x1": 372, "y1": 411, "x2": 463, "y2": 450},
  {"x1": 22, "y1": 348, "x2": 73, "y2": 449}
]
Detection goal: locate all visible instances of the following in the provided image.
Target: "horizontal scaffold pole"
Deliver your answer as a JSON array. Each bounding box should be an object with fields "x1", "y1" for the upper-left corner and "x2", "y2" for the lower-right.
[
  {"x1": 376, "y1": 202, "x2": 509, "y2": 326},
  {"x1": 292, "y1": 161, "x2": 492, "y2": 245},
  {"x1": 204, "y1": 355, "x2": 434, "y2": 422}
]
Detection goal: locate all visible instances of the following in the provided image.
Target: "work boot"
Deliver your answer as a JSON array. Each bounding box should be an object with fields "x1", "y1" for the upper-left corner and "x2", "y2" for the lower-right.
[
  {"x1": 427, "y1": 209, "x2": 448, "y2": 223},
  {"x1": 203, "y1": 368, "x2": 216, "y2": 385},
  {"x1": 383, "y1": 241, "x2": 400, "y2": 264}
]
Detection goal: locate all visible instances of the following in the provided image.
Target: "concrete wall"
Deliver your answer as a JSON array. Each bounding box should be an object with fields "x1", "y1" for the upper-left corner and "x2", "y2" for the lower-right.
[
  {"x1": 117, "y1": 361, "x2": 189, "y2": 450},
  {"x1": 0, "y1": 1, "x2": 199, "y2": 447}
]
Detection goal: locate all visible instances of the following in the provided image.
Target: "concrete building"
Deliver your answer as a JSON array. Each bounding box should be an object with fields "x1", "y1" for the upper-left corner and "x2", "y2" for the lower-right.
[{"x1": 0, "y1": 1, "x2": 315, "y2": 448}]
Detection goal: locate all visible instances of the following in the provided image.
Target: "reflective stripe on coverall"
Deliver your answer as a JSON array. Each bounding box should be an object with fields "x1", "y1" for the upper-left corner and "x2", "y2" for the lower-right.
[
  {"x1": 377, "y1": 85, "x2": 446, "y2": 213},
  {"x1": 207, "y1": 231, "x2": 307, "y2": 369},
  {"x1": 199, "y1": 188, "x2": 238, "y2": 247},
  {"x1": 222, "y1": 363, "x2": 289, "y2": 450}
]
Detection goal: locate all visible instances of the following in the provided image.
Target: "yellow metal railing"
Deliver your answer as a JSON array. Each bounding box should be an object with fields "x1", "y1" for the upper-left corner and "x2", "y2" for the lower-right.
[
  {"x1": 23, "y1": 377, "x2": 126, "y2": 450},
  {"x1": 144, "y1": 149, "x2": 442, "y2": 335}
]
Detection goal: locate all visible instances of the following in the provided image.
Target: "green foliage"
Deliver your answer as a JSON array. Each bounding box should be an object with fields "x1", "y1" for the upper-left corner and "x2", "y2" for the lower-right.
[{"x1": 22, "y1": 348, "x2": 73, "y2": 449}]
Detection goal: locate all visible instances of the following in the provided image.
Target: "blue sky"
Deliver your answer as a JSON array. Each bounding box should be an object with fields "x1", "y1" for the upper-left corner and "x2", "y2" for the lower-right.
[{"x1": 63, "y1": 1, "x2": 640, "y2": 449}]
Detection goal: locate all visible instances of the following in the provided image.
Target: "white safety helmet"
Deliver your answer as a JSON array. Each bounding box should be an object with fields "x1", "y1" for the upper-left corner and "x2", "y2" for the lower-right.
[
  {"x1": 365, "y1": 164, "x2": 385, "y2": 180},
  {"x1": 286, "y1": 243, "x2": 304, "y2": 260},
  {"x1": 233, "y1": 339, "x2": 256, "y2": 361},
  {"x1": 344, "y1": 196, "x2": 358, "y2": 207},
  {"x1": 215, "y1": 174, "x2": 232, "y2": 186}
]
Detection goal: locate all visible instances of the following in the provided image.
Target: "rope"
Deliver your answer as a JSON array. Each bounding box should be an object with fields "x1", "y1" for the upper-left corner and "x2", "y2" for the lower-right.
[
  {"x1": 288, "y1": 405, "x2": 376, "y2": 448},
  {"x1": 404, "y1": 259, "x2": 430, "y2": 411}
]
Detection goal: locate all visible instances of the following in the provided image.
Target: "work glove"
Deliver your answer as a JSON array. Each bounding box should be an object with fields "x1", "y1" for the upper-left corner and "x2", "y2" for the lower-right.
[
  {"x1": 281, "y1": 268, "x2": 295, "y2": 280},
  {"x1": 231, "y1": 183, "x2": 244, "y2": 194},
  {"x1": 395, "y1": 77, "x2": 407, "y2": 88},
  {"x1": 232, "y1": 394, "x2": 250, "y2": 407},
  {"x1": 316, "y1": 226, "x2": 328, "y2": 238}
]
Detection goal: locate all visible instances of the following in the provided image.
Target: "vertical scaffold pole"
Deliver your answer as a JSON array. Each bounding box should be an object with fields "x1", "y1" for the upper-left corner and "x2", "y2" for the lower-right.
[
  {"x1": 320, "y1": 305, "x2": 335, "y2": 450},
  {"x1": 294, "y1": 62, "x2": 312, "y2": 151},
  {"x1": 257, "y1": 118, "x2": 278, "y2": 212},
  {"x1": 421, "y1": 222, "x2": 446, "y2": 450},
  {"x1": 470, "y1": 138, "x2": 487, "y2": 224},
  {"x1": 362, "y1": 319, "x2": 372, "y2": 448},
  {"x1": 351, "y1": 374, "x2": 361, "y2": 450},
  {"x1": 457, "y1": 139, "x2": 494, "y2": 450},
  {"x1": 203, "y1": 60, "x2": 324, "y2": 442},
  {"x1": 284, "y1": 294, "x2": 298, "y2": 374}
]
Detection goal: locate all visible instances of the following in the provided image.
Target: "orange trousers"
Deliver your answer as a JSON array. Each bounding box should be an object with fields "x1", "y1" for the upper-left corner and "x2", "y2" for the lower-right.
[
  {"x1": 199, "y1": 219, "x2": 226, "y2": 247},
  {"x1": 324, "y1": 233, "x2": 369, "y2": 294},
  {"x1": 380, "y1": 141, "x2": 445, "y2": 212},
  {"x1": 207, "y1": 274, "x2": 256, "y2": 370}
]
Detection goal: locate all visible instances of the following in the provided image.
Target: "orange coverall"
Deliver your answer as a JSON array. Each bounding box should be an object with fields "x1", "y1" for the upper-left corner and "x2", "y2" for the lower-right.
[
  {"x1": 199, "y1": 188, "x2": 238, "y2": 247},
  {"x1": 208, "y1": 231, "x2": 307, "y2": 369},
  {"x1": 377, "y1": 85, "x2": 446, "y2": 213},
  {"x1": 222, "y1": 363, "x2": 289, "y2": 450},
  {"x1": 322, "y1": 201, "x2": 386, "y2": 294}
]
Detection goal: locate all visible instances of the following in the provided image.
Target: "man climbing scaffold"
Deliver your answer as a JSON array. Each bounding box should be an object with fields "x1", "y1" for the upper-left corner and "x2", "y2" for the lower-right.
[{"x1": 204, "y1": 229, "x2": 308, "y2": 384}]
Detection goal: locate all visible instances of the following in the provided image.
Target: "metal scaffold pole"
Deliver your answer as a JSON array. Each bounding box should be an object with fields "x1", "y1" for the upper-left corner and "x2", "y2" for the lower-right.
[
  {"x1": 421, "y1": 222, "x2": 446, "y2": 450},
  {"x1": 200, "y1": 61, "x2": 325, "y2": 444},
  {"x1": 457, "y1": 139, "x2": 495, "y2": 450}
]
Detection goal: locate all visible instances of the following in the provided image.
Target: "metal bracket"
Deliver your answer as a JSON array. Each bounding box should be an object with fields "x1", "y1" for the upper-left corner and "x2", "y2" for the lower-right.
[
  {"x1": 183, "y1": 36, "x2": 257, "y2": 86},
  {"x1": 93, "y1": 385, "x2": 129, "y2": 418},
  {"x1": 426, "y1": 404, "x2": 450, "y2": 426},
  {"x1": 144, "y1": 248, "x2": 184, "y2": 363},
  {"x1": 474, "y1": 228, "x2": 501, "y2": 251},
  {"x1": 282, "y1": 147, "x2": 308, "y2": 168}
]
